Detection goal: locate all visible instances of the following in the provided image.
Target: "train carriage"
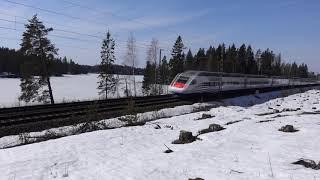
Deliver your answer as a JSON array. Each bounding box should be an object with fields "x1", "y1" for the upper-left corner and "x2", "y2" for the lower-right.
[{"x1": 168, "y1": 70, "x2": 318, "y2": 95}]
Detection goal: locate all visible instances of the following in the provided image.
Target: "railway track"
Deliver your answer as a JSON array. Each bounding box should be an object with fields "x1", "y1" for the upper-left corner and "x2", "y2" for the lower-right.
[
  {"x1": 0, "y1": 95, "x2": 190, "y2": 137},
  {"x1": 0, "y1": 84, "x2": 318, "y2": 137}
]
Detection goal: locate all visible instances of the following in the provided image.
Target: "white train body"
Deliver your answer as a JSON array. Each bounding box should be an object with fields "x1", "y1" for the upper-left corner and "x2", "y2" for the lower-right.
[{"x1": 169, "y1": 71, "x2": 317, "y2": 95}]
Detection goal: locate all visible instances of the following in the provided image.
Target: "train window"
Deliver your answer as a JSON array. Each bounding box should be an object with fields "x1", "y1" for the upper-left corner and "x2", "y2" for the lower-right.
[
  {"x1": 225, "y1": 81, "x2": 241, "y2": 85},
  {"x1": 172, "y1": 76, "x2": 189, "y2": 88},
  {"x1": 200, "y1": 81, "x2": 219, "y2": 86},
  {"x1": 176, "y1": 76, "x2": 189, "y2": 84}
]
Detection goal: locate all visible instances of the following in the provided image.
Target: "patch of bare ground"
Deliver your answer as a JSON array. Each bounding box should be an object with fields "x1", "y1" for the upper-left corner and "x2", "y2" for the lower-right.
[
  {"x1": 256, "y1": 107, "x2": 301, "y2": 116},
  {"x1": 195, "y1": 113, "x2": 214, "y2": 120},
  {"x1": 225, "y1": 120, "x2": 242, "y2": 125},
  {"x1": 198, "y1": 124, "x2": 225, "y2": 135},
  {"x1": 257, "y1": 120, "x2": 275, "y2": 123}
]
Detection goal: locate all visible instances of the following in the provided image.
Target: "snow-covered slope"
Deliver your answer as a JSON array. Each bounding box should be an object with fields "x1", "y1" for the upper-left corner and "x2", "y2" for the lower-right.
[{"x1": 0, "y1": 90, "x2": 320, "y2": 180}]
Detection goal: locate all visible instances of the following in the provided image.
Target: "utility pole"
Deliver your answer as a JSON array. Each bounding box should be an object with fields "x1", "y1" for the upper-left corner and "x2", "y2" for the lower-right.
[
  {"x1": 132, "y1": 54, "x2": 136, "y2": 97},
  {"x1": 159, "y1": 49, "x2": 163, "y2": 94},
  {"x1": 154, "y1": 44, "x2": 157, "y2": 95}
]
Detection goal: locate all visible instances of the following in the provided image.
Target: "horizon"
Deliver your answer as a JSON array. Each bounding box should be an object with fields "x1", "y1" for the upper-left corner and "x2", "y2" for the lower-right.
[{"x1": 0, "y1": 0, "x2": 319, "y2": 73}]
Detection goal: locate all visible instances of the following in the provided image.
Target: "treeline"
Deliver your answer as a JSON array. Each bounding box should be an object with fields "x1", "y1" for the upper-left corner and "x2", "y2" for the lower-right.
[
  {"x1": 89, "y1": 64, "x2": 144, "y2": 76},
  {"x1": 0, "y1": 47, "x2": 144, "y2": 77},
  {"x1": 0, "y1": 47, "x2": 89, "y2": 76},
  {"x1": 142, "y1": 36, "x2": 315, "y2": 94},
  {"x1": 183, "y1": 44, "x2": 311, "y2": 78}
]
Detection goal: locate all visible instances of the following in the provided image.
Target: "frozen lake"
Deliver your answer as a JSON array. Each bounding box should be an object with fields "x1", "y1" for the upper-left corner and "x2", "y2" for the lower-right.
[{"x1": 0, "y1": 74, "x2": 146, "y2": 107}]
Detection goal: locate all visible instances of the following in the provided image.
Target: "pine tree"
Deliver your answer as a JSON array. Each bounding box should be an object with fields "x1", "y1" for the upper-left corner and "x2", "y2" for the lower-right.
[
  {"x1": 169, "y1": 35, "x2": 184, "y2": 81},
  {"x1": 19, "y1": 15, "x2": 58, "y2": 104},
  {"x1": 97, "y1": 30, "x2": 117, "y2": 99}
]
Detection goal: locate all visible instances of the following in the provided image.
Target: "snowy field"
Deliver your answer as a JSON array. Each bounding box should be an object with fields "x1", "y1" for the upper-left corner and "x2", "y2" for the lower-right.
[
  {"x1": 0, "y1": 74, "x2": 146, "y2": 107},
  {"x1": 0, "y1": 88, "x2": 320, "y2": 179}
]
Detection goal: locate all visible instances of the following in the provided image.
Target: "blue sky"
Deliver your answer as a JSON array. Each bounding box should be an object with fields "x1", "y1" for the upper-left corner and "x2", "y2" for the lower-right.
[{"x1": 0, "y1": 0, "x2": 319, "y2": 72}]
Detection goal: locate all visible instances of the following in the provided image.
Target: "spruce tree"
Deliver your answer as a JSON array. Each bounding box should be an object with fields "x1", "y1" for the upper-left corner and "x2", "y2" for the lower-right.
[
  {"x1": 237, "y1": 44, "x2": 247, "y2": 74},
  {"x1": 224, "y1": 45, "x2": 233, "y2": 73},
  {"x1": 185, "y1": 49, "x2": 194, "y2": 70},
  {"x1": 159, "y1": 55, "x2": 170, "y2": 85},
  {"x1": 97, "y1": 31, "x2": 117, "y2": 99},
  {"x1": 195, "y1": 48, "x2": 207, "y2": 71},
  {"x1": 246, "y1": 45, "x2": 258, "y2": 74},
  {"x1": 207, "y1": 46, "x2": 219, "y2": 72},
  {"x1": 19, "y1": 15, "x2": 58, "y2": 104},
  {"x1": 142, "y1": 61, "x2": 155, "y2": 95},
  {"x1": 273, "y1": 53, "x2": 282, "y2": 76},
  {"x1": 215, "y1": 44, "x2": 225, "y2": 72},
  {"x1": 260, "y1": 49, "x2": 274, "y2": 76},
  {"x1": 169, "y1": 36, "x2": 184, "y2": 81},
  {"x1": 290, "y1": 62, "x2": 298, "y2": 77}
]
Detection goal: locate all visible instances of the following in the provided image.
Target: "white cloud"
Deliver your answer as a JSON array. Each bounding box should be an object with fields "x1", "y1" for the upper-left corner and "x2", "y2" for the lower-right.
[{"x1": 109, "y1": 9, "x2": 212, "y2": 32}]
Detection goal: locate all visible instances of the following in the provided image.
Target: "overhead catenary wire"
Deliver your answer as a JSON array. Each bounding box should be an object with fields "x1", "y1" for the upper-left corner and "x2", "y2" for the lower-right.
[
  {"x1": 1, "y1": 0, "x2": 186, "y2": 48},
  {"x1": 0, "y1": 17, "x2": 172, "y2": 51},
  {"x1": 0, "y1": 24, "x2": 171, "y2": 55},
  {"x1": 57, "y1": 0, "x2": 207, "y2": 44}
]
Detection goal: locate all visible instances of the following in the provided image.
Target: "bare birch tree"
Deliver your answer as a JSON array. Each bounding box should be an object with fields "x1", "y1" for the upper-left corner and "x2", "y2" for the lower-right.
[
  {"x1": 124, "y1": 32, "x2": 138, "y2": 97},
  {"x1": 146, "y1": 38, "x2": 159, "y2": 95}
]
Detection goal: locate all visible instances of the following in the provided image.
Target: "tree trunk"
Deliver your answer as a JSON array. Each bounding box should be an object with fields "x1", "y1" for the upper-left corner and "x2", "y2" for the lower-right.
[
  {"x1": 47, "y1": 77, "x2": 55, "y2": 104},
  {"x1": 125, "y1": 78, "x2": 129, "y2": 97},
  {"x1": 105, "y1": 77, "x2": 108, "y2": 99},
  {"x1": 40, "y1": 46, "x2": 54, "y2": 104},
  {"x1": 133, "y1": 67, "x2": 136, "y2": 97}
]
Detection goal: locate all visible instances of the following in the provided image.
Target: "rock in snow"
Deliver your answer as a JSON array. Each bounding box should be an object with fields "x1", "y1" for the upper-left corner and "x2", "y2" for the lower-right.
[{"x1": 172, "y1": 130, "x2": 197, "y2": 144}]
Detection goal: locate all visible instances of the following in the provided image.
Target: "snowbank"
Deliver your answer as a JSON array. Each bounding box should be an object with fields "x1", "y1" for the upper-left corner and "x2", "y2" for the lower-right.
[{"x1": 0, "y1": 89, "x2": 320, "y2": 179}]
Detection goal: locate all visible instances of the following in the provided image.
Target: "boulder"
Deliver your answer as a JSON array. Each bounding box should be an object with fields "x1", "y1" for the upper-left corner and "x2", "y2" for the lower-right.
[
  {"x1": 279, "y1": 125, "x2": 298, "y2": 133},
  {"x1": 209, "y1": 124, "x2": 225, "y2": 131},
  {"x1": 196, "y1": 113, "x2": 214, "y2": 120},
  {"x1": 172, "y1": 130, "x2": 196, "y2": 144}
]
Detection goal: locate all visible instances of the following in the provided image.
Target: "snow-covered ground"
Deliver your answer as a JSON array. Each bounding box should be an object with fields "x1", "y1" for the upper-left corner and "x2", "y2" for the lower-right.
[
  {"x1": 0, "y1": 88, "x2": 319, "y2": 179},
  {"x1": 0, "y1": 74, "x2": 147, "y2": 107}
]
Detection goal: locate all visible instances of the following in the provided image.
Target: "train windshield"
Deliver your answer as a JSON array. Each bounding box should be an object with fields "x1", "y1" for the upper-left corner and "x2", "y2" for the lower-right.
[{"x1": 173, "y1": 76, "x2": 189, "y2": 88}]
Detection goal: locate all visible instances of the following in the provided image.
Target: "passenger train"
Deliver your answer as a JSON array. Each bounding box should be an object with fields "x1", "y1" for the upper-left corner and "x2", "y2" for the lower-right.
[{"x1": 168, "y1": 71, "x2": 318, "y2": 95}]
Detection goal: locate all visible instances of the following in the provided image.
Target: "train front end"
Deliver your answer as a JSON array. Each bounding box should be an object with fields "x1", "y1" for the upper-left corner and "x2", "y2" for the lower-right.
[{"x1": 168, "y1": 71, "x2": 196, "y2": 94}]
